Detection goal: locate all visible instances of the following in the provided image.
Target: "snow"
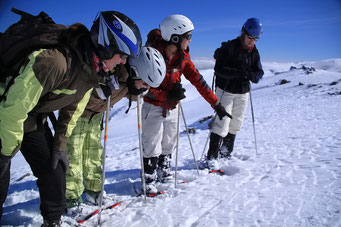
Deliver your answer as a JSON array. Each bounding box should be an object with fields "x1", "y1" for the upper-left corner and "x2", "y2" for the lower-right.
[{"x1": 2, "y1": 58, "x2": 341, "y2": 227}]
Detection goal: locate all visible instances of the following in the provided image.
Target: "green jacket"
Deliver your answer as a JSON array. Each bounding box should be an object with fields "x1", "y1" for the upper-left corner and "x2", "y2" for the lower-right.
[{"x1": 0, "y1": 23, "x2": 98, "y2": 156}]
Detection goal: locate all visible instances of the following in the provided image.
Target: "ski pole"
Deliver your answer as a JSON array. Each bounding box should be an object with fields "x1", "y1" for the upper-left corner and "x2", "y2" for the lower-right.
[
  {"x1": 249, "y1": 90, "x2": 258, "y2": 156},
  {"x1": 201, "y1": 131, "x2": 211, "y2": 160},
  {"x1": 137, "y1": 95, "x2": 147, "y2": 203},
  {"x1": 174, "y1": 104, "x2": 181, "y2": 188},
  {"x1": 200, "y1": 74, "x2": 216, "y2": 161},
  {"x1": 98, "y1": 96, "x2": 111, "y2": 226},
  {"x1": 200, "y1": 87, "x2": 227, "y2": 160},
  {"x1": 179, "y1": 101, "x2": 199, "y2": 176}
]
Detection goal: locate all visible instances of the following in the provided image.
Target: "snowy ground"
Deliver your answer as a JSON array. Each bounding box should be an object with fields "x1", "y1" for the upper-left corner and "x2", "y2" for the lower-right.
[{"x1": 2, "y1": 59, "x2": 341, "y2": 227}]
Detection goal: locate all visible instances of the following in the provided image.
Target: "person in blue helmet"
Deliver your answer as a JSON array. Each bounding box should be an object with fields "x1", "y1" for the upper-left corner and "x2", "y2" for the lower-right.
[{"x1": 205, "y1": 18, "x2": 264, "y2": 169}]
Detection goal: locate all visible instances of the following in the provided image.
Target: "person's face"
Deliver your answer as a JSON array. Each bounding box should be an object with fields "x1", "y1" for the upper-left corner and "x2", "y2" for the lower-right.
[
  {"x1": 134, "y1": 80, "x2": 150, "y2": 89},
  {"x1": 103, "y1": 53, "x2": 128, "y2": 70},
  {"x1": 180, "y1": 32, "x2": 192, "y2": 50},
  {"x1": 243, "y1": 33, "x2": 258, "y2": 49}
]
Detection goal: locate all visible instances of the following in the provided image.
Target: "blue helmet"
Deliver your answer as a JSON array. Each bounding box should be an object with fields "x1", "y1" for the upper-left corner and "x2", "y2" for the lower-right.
[
  {"x1": 90, "y1": 11, "x2": 142, "y2": 60},
  {"x1": 242, "y1": 18, "x2": 263, "y2": 38}
]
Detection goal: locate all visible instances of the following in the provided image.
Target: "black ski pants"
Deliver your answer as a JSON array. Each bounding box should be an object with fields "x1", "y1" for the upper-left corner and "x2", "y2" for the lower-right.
[
  {"x1": 0, "y1": 121, "x2": 66, "y2": 222},
  {"x1": 0, "y1": 160, "x2": 10, "y2": 222}
]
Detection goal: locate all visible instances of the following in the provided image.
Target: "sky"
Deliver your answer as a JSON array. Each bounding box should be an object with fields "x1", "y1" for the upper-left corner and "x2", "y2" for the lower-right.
[{"x1": 0, "y1": 0, "x2": 341, "y2": 62}]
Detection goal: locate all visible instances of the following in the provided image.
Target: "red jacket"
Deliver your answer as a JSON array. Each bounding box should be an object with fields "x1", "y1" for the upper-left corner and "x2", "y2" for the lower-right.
[{"x1": 144, "y1": 29, "x2": 218, "y2": 111}]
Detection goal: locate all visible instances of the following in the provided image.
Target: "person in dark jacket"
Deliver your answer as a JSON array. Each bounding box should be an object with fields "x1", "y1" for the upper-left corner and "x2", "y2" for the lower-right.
[
  {"x1": 206, "y1": 18, "x2": 264, "y2": 169},
  {"x1": 142, "y1": 15, "x2": 232, "y2": 194},
  {"x1": 0, "y1": 11, "x2": 141, "y2": 226}
]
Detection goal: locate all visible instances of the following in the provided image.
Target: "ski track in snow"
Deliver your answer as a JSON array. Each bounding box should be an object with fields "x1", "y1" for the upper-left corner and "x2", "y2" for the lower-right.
[{"x1": 2, "y1": 59, "x2": 341, "y2": 227}]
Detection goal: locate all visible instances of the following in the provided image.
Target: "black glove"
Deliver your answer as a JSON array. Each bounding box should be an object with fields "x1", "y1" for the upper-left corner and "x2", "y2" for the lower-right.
[
  {"x1": 51, "y1": 150, "x2": 69, "y2": 172},
  {"x1": 167, "y1": 82, "x2": 186, "y2": 101},
  {"x1": 127, "y1": 76, "x2": 148, "y2": 95},
  {"x1": 97, "y1": 74, "x2": 119, "y2": 99},
  {"x1": 215, "y1": 103, "x2": 232, "y2": 120},
  {"x1": 99, "y1": 84, "x2": 112, "y2": 98},
  {"x1": 0, "y1": 152, "x2": 11, "y2": 178}
]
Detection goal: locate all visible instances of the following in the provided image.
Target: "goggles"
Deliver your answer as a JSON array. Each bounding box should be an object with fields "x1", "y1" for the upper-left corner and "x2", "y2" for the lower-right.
[
  {"x1": 182, "y1": 33, "x2": 192, "y2": 40},
  {"x1": 247, "y1": 34, "x2": 259, "y2": 41}
]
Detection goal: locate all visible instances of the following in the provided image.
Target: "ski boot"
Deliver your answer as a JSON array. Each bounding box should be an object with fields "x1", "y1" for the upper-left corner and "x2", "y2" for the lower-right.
[
  {"x1": 84, "y1": 190, "x2": 106, "y2": 206},
  {"x1": 157, "y1": 154, "x2": 172, "y2": 183},
  {"x1": 220, "y1": 133, "x2": 236, "y2": 159},
  {"x1": 143, "y1": 157, "x2": 158, "y2": 195}
]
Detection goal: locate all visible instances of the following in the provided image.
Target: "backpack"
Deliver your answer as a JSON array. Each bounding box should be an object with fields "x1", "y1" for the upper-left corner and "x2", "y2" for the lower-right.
[
  {"x1": 214, "y1": 41, "x2": 234, "y2": 61},
  {"x1": 0, "y1": 8, "x2": 72, "y2": 101}
]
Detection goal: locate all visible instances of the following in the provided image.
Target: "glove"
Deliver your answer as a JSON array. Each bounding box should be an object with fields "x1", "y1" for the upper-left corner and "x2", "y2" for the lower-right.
[
  {"x1": 167, "y1": 83, "x2": 186, "y2": 101},
  {"x1": 96, "y1": 75, "x2": 119, "y2": 99},
  {"x1": 0, "y1": 152, "x2": 11, "y2": 178},
  {"x1": 99, "y1": 84, "x2": 112, "y2": 98},
  {"x1": 215, "y1": 103, "x2": 233, "y2": 120},
  {"x1": 127, "y1": 76, "x2": 148, "y2": 95},
  {"x1": 51, "y1": 150, "x2": 69, "y2": 172}
]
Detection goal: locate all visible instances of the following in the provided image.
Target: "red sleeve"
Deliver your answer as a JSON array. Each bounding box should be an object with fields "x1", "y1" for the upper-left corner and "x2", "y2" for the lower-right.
[
  {"x1": 145, "y1": 87, "x2": 168, "y2": 102},
  {"x1": 182, "y1": 57, "x2": 218, "y2": 108}
]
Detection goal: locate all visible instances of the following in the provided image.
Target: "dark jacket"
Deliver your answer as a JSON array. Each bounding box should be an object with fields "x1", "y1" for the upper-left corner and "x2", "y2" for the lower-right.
[{"x1": 214, "y1": 37, "x2": 264, "y2": 94}]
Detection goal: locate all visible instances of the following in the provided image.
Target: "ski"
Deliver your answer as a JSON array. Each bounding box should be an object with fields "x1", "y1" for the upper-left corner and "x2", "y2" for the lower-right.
[
  {"x1": 146, "y1": 191, "x2": 165, "y2": 197},
  {"x1": 209, "y1": 169, "x2": 225, "y2": 175},
  {"x1": 76, "y1": 201, "x2": 121, "y2": 224},
  {"x1": 133, "y1": 183, "x2": 166, "y2": 198},
  {"x1": 135, "y1": 190, "x2": 165, "y2": 198}
]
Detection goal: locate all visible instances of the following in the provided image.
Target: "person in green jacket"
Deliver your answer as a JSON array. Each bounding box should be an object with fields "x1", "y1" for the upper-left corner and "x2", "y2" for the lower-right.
[
  {"x1": 0, "y1": 11, "x2": 142, "y2": 227},
  {"x1": 65, "y1": 47, "x2": 166, "y2": 209}
]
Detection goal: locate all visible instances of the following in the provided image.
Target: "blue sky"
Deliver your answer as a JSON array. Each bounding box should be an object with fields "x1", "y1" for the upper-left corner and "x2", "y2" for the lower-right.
[{"x1": 1, "y1": 0, "x2": 340, "y2": 62}]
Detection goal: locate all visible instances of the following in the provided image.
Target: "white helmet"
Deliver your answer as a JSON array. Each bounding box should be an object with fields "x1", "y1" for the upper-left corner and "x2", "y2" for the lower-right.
[
  {"x1": 159, "y1": 14, "x2": 194, "y2": 42},
  {"x1": 129, "y1": 46, "x2": 166, "y2": 88}
]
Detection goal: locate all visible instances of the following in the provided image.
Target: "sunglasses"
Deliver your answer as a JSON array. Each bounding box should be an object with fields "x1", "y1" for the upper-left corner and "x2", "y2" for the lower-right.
[
  {"x1": 247, "y1": 34, "x2": 259, "y2": 41},
  {"x1": 182, "y1": 33, "x2": 192, "y2": 40}
]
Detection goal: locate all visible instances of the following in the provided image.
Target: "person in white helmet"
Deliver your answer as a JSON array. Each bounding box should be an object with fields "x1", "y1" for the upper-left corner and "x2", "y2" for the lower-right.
[
  {"x1": 141, "y1": 14, "x2": 232, "y2": 194},
  {"x1": 65, "y1": 46, "x2": 166, "y2": 209}
]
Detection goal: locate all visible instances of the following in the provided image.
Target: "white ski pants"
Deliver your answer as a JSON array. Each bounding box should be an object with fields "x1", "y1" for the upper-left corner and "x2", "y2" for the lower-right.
[
  {"x1": 141, "y1": 102, "x2": 179, "y2": 158},
  {"x1": 211, "y1": 87, "x2": 249, "y2": 137}
]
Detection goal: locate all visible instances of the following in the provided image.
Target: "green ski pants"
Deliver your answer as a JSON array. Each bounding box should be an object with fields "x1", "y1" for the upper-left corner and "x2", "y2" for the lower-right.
[{"x1": 65, "y1": 113, "x2": 103, "y2": 200}]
